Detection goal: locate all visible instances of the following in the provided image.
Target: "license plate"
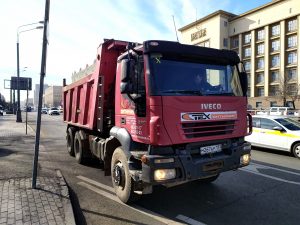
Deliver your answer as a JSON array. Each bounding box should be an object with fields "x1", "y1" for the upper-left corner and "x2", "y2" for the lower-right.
[{"x1": 200, "y1": 144, "x2": 222, "y2": 155}]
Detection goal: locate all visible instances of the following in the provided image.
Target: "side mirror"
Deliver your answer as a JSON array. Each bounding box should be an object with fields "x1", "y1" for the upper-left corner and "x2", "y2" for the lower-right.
[
  {"x1": 120, "y1": 82, "x2": 133, "y2": 94},
  {"x1": 121, "y1": 58, "x2": 135, "y2": 82},
  {"x1": 239, "y1": 72, "x2": 248, "y2": 96},
  {"x1": 273, "y1": 126, "x2": 284, "y2": 132}
]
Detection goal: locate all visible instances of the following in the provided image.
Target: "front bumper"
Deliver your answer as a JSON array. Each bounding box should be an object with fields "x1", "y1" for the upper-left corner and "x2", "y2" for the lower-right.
[{"x1": 141, "y1": 141, "x2": 251, "y2": 185}]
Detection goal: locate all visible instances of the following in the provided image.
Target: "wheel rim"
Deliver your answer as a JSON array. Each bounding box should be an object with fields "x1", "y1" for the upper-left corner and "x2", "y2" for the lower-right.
[
  {"x1": 113, "y1": 162, "x2": 125, "y2": 188},
  {"x1": 295, "y1": 145, "x2": 300, "y2": 157}
]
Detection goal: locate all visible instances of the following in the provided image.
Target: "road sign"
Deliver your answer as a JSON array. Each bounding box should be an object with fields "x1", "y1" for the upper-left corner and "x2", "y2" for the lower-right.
[
  {"x1": 4, "y1": 79, "x2": 11, "y2": 89},
  {"x1": 10, "y1": 77, "x2": 32, "y2": 90}
]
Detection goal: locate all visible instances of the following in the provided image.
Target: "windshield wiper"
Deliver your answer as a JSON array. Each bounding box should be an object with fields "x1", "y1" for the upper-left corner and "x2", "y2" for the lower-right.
[{"x1": 161, "y1": 90, "x2": 203, "y2": 96}]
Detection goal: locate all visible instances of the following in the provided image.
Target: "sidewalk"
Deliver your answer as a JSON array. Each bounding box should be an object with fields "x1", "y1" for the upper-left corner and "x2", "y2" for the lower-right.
[{"x1": 0, "y1": 114, "x2": 75, "y2": 225}]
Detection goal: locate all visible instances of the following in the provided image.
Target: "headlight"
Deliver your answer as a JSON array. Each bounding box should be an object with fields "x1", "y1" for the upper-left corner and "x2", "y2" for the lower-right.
[
  {"x1": 240, "y1": 154, "x2": 251, "y2": 165},
  {"x1": 154, "y1": 169, "x2": 176, "y2": 181}
]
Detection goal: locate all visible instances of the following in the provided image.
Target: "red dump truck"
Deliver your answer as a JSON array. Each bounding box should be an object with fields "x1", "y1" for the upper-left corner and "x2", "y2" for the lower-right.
[{"x1": 63, "y1": 39, "x2": 252, "y2": 203}]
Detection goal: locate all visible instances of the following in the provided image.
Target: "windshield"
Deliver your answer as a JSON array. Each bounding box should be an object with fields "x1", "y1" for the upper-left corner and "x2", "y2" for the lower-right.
[
  {"x1": 148, "y1": 54, "x2": 243, "y2": 96},
  {"x1": 275, "y1": 118, "x2": 300, "y2": 131}
]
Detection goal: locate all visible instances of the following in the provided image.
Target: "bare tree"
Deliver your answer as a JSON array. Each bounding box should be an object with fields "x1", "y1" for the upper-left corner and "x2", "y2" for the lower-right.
[{"x1": 270, "y1": 72, "x2": 300, "y2": 109}]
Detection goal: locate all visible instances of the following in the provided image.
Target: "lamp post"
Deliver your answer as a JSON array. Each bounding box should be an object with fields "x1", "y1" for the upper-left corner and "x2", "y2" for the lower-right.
[{"x1": 16, "y1": 22, "x2": 43, "y2": 122}]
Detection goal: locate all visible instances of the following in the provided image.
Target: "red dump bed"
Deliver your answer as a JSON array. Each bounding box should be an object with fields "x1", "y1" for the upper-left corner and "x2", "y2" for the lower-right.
[{"x1": 63, "y1": 40, "x2": 129, "y2": 131}]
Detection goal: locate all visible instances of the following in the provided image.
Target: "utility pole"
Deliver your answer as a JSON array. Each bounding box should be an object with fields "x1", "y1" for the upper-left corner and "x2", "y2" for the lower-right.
[{"x1": 32, "y1": 0, "x2": 50, "y2": 189}]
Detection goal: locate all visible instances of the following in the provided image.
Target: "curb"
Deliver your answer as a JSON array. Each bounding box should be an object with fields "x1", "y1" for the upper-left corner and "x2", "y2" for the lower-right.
[{"x1": 56, "y1": 170, "x2": 76, "y2": 225}]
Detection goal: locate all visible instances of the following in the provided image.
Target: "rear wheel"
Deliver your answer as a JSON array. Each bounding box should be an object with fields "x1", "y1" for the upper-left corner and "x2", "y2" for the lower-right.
[
  {"x1": 111, "y1": 147, "x2": 140, "y2": 203},
  {"x1": 292, "y1": 143, "x2": 300, "y2": 159},
  {"x1": 67, "y1": 127, "x2": 75, "y2": 156},
  {"x1": 74, "y1": 131, "x2": 86, "y2": 164}
]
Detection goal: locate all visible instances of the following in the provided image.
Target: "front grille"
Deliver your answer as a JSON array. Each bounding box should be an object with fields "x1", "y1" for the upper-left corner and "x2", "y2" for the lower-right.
[{"x1": 181, "y1": 120, "x2": 235, "y2": 138}]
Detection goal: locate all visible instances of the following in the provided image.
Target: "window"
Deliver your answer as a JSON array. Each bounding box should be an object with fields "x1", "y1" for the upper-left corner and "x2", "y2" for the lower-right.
[
  {"x1": 287, "y1": 35, "x2": 297, "y2": 48},
  {"x1": 231, "y1": 37, "x2": 239, "y2": 48},
  {"x1": 223, "y1": 38, "x2": 228, "y2": 47},
  {"x1": 271, "y1": 55, "x2": 280, "y2": 67},
  {"x1": 257, "y1": 73, "x2": 264, "y2": 84},
  {"x1": 244, "y1": 61, "x2": 251, "y2": 71},
  {"x1": 287, "y1": 69, "x2": 297, "y2": 81},
  {"x1": 244, "y1": 47, "x2": 251, "y2": 58},
  {"x1": 247, "y1": 74, "x2": 251, "y2": 87},
  {"x1": 270, "y1": 71, "x2": 279, "y2": 82},
  {"x1": 257, "y1": 87, "x2": 264, "y2": 96},
  {"x1": 247, "y1": 88, "x2": 250, "y2": 97},
  {"x1": 287, "y1": 52, "x2": 297, "y2": 64},
  {"x1": 224, "y1": 21, "x2": 228, "y2": 27},
  {"x1": 256, "y1": 102, "x2": 262, "y2": 108},
  {"x1": 260, "y1": 118, "x2": 279, "y2": 130},
  {"x1": 257, "y1": 44, "x2": 264, "y2": 55},
  {"x1": 257, "y1": 58, "x2": 264, "y2": 69},
  {"x1": 198, "y1": 40, "x2": 210, "y2": 47},
  {"x1": 252, "y1": 117, "x2": 260, "y2": 127},
  {"x1": 269, "y1": 85, "x2": 279, "y2": 96},
  {"x1": 257, "y1": 29, "x2": 265, "y2": 40},
  {"x1": 244, "y1": 33, "x2": 251, "y2": 44},
  {"x1": 287, "y1": 19, "x2": 297, "y2": 32},
  {"x1": 270, "y1": 101, "x2": 277, "y2": 107},
  {"x1": 271, "y1": 24, "x2": 280, "y2": 36},
  {"x1": 271, "y1": 40, "x2": 280, "y2": 52}
]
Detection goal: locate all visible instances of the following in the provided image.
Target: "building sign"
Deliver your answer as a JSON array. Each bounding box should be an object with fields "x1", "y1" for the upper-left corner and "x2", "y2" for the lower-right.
[{"x1": 191, "y1": 28, "x2": 207, "y2": 41}]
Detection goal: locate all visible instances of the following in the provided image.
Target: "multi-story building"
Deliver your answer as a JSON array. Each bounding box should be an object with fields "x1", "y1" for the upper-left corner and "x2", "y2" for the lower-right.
[
  {"x1": 34, "y1": 84, "x2": 48, "y2": 107},
  {"x1": 44, "y1": 85, "x2": 62, "y2": 108},
  {"x1": 179, "y1": 0, "x2": 300, "y2": 109},
  {"x1": 71, "y1": 61, "x2": 96, "y2": 82}
]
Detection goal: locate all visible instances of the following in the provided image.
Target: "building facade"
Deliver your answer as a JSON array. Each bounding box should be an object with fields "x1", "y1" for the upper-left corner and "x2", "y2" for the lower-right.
[
  {"x1": 34, "y1": 84, "x2": 49, "y2": 107},
  {"x1": 71, "y1": 61, "x2": 96, "y2": 82},
  {"x1": 179, "y1": 0, "x2": 300, "y2": 109},
  {"x1": 44, "y1": 85, "x2": 63, "y2": 108}
]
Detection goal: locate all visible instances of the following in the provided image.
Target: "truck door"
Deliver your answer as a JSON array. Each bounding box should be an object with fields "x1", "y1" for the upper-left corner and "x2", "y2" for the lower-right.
[{"x1": 118, "y1": 55, "x2": 148, "y2": 142}]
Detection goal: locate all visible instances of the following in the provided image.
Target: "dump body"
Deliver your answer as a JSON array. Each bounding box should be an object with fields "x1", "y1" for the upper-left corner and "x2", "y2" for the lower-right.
[{"x1": 63, "y1": 40, "x2": 129, "y2": 132}]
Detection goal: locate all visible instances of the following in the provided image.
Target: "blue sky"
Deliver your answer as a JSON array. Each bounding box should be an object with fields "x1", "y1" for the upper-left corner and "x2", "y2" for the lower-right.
[{"x1": 0, "y1": 0, "x2": 271, "y2": 101}]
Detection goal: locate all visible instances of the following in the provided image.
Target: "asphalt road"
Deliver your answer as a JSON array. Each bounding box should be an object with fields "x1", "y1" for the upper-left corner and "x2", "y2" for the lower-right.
[{"x1": 23, "y1": 112, "x2": 300, "y2": 225}]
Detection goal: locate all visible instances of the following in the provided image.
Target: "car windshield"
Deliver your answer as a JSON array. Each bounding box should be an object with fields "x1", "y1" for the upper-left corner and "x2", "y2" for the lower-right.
[
  {"x1": 51, "y1": 107, "x2": 58, "y2": 110},
  {"x1": 275, "y1": 118, "x2": 300, "y2": 131},
  {"x1": 148, "y1": 54, "x2": 243, "y2": 96}
]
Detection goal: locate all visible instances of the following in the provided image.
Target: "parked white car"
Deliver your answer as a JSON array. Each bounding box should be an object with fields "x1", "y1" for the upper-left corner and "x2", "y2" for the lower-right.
[
  {"x1": 269, "y1": 107, "x2": 294, "y2": 116},
  {"x1": 41, "y1": 108, "x2": 48, "y2": 114},
  {"x1": 246, "y1": 115, "x2": 300, "y2": 159},
  {"x1": 48, "y1": 107, "x2": 60, "y2": 115}
]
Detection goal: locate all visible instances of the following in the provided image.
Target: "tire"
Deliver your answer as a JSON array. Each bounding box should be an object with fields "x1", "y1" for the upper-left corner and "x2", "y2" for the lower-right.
[
  {"x1": 292, "y1": 143, "x2": 300, "y2": 159},
  {"x1": 111, "y1": 147, "x2": 140, "y2": 203},
  {"x1": 74, "y1": 131, "x2": 86, "y2": 164},
  {"x1": 193, "y1": 174, "x2": 219, "y2": 184},
  {"x1": 67, "y1": 127, "x2": 75, "y2": 156}
]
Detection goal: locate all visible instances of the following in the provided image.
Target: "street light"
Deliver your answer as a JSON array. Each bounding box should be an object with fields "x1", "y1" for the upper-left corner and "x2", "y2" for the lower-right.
[{"x1": 16, "y1": 21, "x2": 43, "y2": 122}]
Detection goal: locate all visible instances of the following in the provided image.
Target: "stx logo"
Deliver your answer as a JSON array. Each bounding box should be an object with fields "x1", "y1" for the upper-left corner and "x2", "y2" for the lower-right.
[{"x1": 181, "y1": 113, "x2": 211, "y2": 121}]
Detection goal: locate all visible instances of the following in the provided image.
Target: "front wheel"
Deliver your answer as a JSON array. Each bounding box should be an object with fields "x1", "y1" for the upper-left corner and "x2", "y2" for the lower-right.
[
  {"x1": 292, "y1": 143, "x2": 300, "y2": 159},
  {"x1": 111, "y1": 147, "x2": 140, "y2": 203}
]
